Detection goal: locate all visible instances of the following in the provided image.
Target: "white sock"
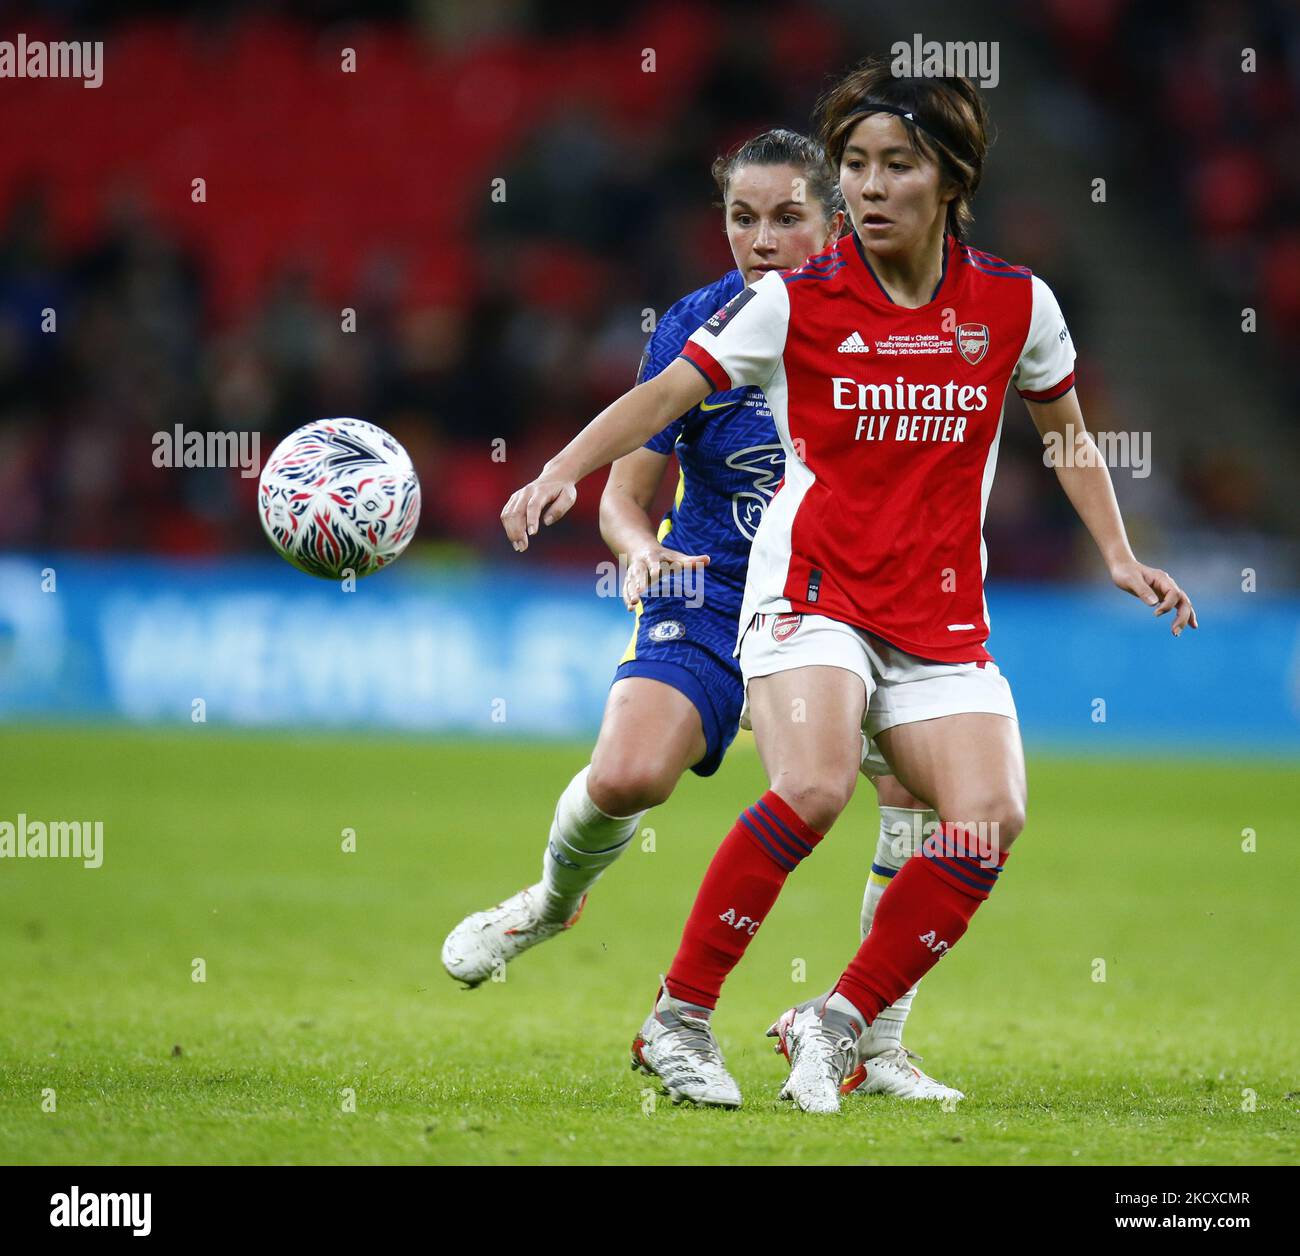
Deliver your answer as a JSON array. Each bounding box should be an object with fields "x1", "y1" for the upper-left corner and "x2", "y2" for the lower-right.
[
  {"x1": 859, "y1": 804, "x2": 937, "y2": 1057},
  {"x1": 539, "y1": 765, "x2": 645, "y2": 923}
]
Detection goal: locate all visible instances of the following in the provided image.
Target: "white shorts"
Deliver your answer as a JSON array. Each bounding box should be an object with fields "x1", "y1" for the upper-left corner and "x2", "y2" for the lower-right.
[{"x1": 738, "y1": 611, "x2": 1018, "y2": 776}]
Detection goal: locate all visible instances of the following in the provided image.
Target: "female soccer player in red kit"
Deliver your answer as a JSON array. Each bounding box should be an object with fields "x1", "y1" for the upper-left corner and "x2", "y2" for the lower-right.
[
  {"x1": 501, "y1": 59, "x2": 1197, "y2": 1113},
  {"x1": 447, "y1": 129, "x2": 964, "y2": 1105}
]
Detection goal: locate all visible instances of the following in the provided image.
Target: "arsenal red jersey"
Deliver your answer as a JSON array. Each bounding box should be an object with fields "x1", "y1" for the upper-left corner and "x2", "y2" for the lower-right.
[{"x1": 678, "y1": 232, "x2": 1076, "y2": 664}]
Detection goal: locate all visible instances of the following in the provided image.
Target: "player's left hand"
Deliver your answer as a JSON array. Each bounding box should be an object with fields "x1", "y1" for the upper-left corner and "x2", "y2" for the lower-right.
[
  {"x1": 623, "y1": 544, "x2": 710, "y2": 610},
  {"x1": 501, "y1": 476, "x2": 577, "y2": 552},
  {"x1": 1109, "y1": 559, "x2": 1198, "y2": 636}
]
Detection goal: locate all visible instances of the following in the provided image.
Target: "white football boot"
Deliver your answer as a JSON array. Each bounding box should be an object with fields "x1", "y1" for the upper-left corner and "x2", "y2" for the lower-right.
[
  {"x1": 631, "y1": 987, "x2": 742, "y2": 1109},
  {"x1": 441, "y1": 883, "x2": 585, "y2": 988},
  {"x1": 852, "y1": 1045, "x2": 964, "y2": 1102},
  {"x1": 767, "y1": 998, "x2": 964, "y2": 1101},
  {"x1": 776, "y1": 1002, "x2": 861, "y2": 1114}
]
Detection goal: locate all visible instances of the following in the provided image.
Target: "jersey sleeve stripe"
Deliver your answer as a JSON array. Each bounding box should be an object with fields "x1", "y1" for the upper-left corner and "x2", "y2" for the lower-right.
[
  {"x1": 784, "y1": 265, "x2": 846, "y2": 283},
  {"x1": 678, "y1": 341, "x2": 731, "y2": 392},
  {"x1": 960, "y1": 245, "x2": 1031, "y2": 275},
  {"x1": 1017, "y1": 371, "x2": 1076, "y2": 402},
  {"x1": 966, "y1": 260, "x2": 1031, "y2": 279}
]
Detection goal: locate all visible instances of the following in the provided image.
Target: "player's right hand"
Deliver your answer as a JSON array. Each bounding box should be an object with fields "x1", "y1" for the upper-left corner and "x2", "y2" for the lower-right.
[
  {"x1": 501, "y1": 476, "x2": 577, "y2": 552},
  {"x1": 623, "y1": 544, "x2": 710, "y2": 610}
]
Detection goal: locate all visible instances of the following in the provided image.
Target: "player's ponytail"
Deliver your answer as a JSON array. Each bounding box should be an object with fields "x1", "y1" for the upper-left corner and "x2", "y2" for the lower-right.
[{"x1": 814, "y1": 56, "x2": 991, "y2": 239}]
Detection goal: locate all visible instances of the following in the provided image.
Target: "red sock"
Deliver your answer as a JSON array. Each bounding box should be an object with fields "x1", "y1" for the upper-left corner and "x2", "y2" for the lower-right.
[
  {"x1": 665, "y1": 790, "x2": 823, "y2": 1009},
  {"x1": 835, "y1": 822, "x2": 1010, "y2": 1022}
]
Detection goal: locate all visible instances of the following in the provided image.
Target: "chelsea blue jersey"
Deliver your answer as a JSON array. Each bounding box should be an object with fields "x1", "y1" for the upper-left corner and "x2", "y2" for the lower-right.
[{"x1": 636, "y1": 270, "x2": 784, "y2": 612}]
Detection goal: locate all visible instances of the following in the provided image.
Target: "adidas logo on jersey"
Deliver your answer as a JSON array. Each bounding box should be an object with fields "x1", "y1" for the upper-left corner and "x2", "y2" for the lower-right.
[{"x1": 837, "y1": 331, "x2": 870, "y2": 353}]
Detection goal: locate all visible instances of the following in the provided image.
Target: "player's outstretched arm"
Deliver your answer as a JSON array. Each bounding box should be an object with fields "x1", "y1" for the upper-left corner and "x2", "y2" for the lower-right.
[
  {"x1": 600, "y1": 447, "x2": 671, "y2": 562},
  {"x1": 1026, "y1": 390, "x2": 1198, "y2": 635},
  {"x1": 502, "y1": 358, "x2": 711, "y2": 551},
  {"x1": 600, "y1": 448, "x2": 710, "y2": 609}
]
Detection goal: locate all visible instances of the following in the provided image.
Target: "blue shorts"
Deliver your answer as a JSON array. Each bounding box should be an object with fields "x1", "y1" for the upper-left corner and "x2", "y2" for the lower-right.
[{"x1": 611, "y1": 591, "x2": 744, "y2": 777}]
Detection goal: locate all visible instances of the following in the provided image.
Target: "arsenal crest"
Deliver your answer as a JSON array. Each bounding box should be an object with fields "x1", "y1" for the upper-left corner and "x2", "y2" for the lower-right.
[
  {"x1": 772, "y1": 613, "x2": 802, "y2": 642},
  {"x1": 956, "y1": 323, "x2": 989, "y2": 366}
]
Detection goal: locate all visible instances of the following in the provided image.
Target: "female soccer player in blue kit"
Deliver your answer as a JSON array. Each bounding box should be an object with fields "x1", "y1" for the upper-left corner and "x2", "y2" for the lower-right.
[{"x1": 444, "y1": 129, "x2": 962, "y2": 1104}]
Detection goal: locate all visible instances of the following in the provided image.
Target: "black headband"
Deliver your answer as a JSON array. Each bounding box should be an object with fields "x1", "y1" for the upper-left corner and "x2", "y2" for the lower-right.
[{"x1": 845, "y1": 99, "x2": 955, "y2": 156}]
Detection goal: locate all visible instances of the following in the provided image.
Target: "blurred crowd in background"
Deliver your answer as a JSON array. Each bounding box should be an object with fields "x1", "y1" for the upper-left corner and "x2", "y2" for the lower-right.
[{"x1": 0, "y1": 0, "x2": 1295, "y2": 584}]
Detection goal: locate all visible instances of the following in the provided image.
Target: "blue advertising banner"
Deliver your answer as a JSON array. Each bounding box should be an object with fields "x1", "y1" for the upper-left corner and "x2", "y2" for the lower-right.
[{"x1": 0, "y1": 555, "x2": 1296, "y2": 753}]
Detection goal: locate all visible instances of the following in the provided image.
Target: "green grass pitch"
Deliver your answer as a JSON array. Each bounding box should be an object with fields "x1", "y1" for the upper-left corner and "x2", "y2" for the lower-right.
[{"x1": 1, "y1": 726, "x2": 1296, "y2": 1165}]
